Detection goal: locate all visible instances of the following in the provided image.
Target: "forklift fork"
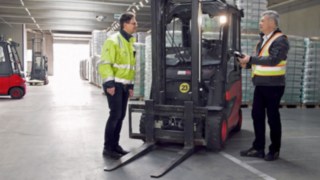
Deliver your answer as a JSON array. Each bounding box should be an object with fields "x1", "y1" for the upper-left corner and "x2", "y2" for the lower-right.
[{"x1": 104, "y1": 100, "x2": 195, "y2": 178}]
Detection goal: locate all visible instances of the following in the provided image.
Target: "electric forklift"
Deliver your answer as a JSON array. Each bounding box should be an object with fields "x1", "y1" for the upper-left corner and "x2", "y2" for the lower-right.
[
  {"x1": 105, "y1": 0, "x2": 243, "y2": 177},
  {"x1": 0, "y1": 37, "x2": 26, "y2": 99},
  {"x1": 30, "y1": 38, "x2": 49, "y2": 85}
]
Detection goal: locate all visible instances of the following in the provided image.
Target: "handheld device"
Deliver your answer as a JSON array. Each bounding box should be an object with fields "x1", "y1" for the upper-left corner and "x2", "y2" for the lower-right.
[{"x1": 234, "y1": 51, "x2": 245, "y2": 58}]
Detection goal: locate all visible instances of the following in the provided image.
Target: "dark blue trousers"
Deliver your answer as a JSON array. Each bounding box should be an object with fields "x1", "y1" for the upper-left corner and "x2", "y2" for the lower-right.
[
  {"x1": 104, "y1": 83, "x2": 129, "y2": 151},
  {"x1": 252, "y1": 86, "x2": 285, "y2": 153}
]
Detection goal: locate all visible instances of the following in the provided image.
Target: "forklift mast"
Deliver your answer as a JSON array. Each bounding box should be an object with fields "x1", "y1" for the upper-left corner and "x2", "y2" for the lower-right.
[{"x1": 30, "y1": 37, "x2": 49, "y2": 84}]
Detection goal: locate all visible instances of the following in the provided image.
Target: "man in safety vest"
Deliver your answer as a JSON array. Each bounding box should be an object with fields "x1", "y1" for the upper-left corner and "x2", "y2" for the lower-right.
[
  {"x1": 238, "y1": 10, "x2": 289, "y2": 161},
  {"x1": 98, "y1": 12, "x2": 137, "y2": 159}
]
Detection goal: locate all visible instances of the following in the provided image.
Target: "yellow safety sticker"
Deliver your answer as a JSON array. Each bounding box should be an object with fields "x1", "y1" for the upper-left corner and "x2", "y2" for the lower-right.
[{"x1": 179, "y1": 83, "x2": 190, "y2": 93}]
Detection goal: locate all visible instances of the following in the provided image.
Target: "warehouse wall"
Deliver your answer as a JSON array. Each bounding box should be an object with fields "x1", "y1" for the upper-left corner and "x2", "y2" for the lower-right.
[
  {"x1": 0, "y1": 24, "x2": 26, "y2": 69},
  {"x1": 280, "y1": 4, "x2": 320, "y2": 37}
]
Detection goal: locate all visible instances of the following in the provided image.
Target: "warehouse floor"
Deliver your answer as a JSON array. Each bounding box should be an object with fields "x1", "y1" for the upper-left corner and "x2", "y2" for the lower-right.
[{"x1": 1, "y1": 77, "x2": 320, "y2": 180}]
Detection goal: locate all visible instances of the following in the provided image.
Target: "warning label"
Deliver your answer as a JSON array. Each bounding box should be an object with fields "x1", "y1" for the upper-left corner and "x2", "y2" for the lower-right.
[{"x1": 179, "y1": 83, "x2": 190, "y2": 93}]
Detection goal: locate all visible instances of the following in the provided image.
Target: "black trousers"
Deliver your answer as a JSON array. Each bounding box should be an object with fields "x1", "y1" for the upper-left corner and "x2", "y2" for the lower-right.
[
  {"x1": 251, "y1": 86, "x2": 285, "y2": 153},
  {"x1": 104, "y1": 83, "x2": 129, "y2": 151}
]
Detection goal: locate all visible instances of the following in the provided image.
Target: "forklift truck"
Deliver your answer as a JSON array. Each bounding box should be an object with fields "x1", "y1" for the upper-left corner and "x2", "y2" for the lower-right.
[
  {"x1": 105, "y1": 0, "x2": 243, "y2": 177},
  {"x1": 0, "y1": 37, "x2": 26, "y2": 99},
  {"x1": 30, "y1": 38, "x2": 49, "y2": 85}
]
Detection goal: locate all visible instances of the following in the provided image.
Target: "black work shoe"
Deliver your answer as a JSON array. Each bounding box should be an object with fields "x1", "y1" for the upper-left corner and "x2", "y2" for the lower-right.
[
  {"x1": 264, "y1": 152, "x2": 279, "y2": 161},
  {"x1": 103, "y1": 149, "x2": 122, "y2": 159},
  {"x1": 240, "y1": 147, "x2": 265, "y2": 158},
  {"x1": 115, "y1": 145, "x2": 129, "y2": 155}
]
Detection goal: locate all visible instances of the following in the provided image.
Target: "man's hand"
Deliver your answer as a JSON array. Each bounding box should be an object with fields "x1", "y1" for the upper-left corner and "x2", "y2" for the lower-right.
[
  {"x1": 238, "y1": 54, "x2": 250, "y2": 68},
  {"x1": 106, "y1": 87, "x2": 115, "y2": 96},
  {"x1": 240, "y1": 63, "x2": 247, "y2": 68},
  {"x1": 129, "y1": 89, "x2": 134, "y2": 98}
]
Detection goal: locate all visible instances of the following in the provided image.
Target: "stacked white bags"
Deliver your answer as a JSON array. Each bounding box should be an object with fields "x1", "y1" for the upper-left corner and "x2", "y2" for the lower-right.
[{"x1": 302, "y1": 38, "x2": 320, "y2": 105}]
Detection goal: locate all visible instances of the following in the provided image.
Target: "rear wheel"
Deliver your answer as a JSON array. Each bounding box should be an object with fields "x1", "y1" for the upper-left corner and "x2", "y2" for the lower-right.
[
  {"x1": 206, "y1": 112, "x2": 228, "y2": 151},
  {"x1": 10, "y1": 87, "x2": 24, "y2": 99}
]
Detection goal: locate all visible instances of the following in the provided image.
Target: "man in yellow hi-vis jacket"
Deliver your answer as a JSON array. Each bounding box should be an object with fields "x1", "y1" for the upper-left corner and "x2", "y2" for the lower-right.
[
  {"x1": 238, "y1": 10, "x2": 289, "y2": 161},
  {"x1": 98, "y1": 12, "x2": 137, "y2": 159}
]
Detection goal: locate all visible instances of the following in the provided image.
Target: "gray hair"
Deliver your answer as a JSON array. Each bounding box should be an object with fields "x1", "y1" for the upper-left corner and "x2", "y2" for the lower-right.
[{"x1": 261, "y1": 10, "x2": 280, "y2": 27}]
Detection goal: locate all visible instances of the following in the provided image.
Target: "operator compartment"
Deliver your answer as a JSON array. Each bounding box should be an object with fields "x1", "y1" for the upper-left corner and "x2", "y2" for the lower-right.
[{"x1": 164, "y1": 13, "x2": 225, "y2": 106}]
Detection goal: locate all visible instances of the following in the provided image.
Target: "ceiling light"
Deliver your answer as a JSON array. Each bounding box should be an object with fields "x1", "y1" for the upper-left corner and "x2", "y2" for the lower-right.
[
  {"x1": 139, "y1": 1, "x2": 144, "y2": 7},
  {"x1": 96, "y1": 15, "x2": 105, "y2": 22}
]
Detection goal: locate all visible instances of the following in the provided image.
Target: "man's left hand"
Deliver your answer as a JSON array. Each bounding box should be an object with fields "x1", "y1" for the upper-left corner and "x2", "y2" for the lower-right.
[{"x1": 129, "y1": 89, "x2": 134, "y2": 97}]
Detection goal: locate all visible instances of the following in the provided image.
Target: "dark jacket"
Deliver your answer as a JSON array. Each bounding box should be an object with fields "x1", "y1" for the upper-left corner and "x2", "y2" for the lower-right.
[{"x1": 247, "y1": 28, "x2": 290, "y2": 86}]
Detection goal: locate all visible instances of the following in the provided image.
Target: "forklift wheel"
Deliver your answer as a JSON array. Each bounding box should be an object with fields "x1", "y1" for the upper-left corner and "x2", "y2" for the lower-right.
[
  {"x1": 9, "y1": 87, "x2": 24, "y2": 99},
  {"x1": 206, "y1": 112, "x2": 228, "y2": 151}
]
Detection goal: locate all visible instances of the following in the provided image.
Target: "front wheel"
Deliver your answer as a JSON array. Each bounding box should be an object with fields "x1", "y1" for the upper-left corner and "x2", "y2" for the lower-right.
[
  {"x1": 206, "y1": 112, "x2": 228, "y2": 151},
  {"x1": 10, "y1": 87, "x2": 24, "y2": 99}
]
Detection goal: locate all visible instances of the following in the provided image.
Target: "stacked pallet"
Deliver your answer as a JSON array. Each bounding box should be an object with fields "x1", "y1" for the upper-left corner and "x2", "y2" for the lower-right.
[
  {"x1": 79, "y1": 59, "x2": 89, "y2": 80},
  {"x1": 302, "y1": 38, "x2": 320, "y2": 105},
  {"x1": 89, "y1": 55, "x2": 102, "y2": 87},
  {"x1": 237, "y1": 0, "x2": 268, "y2": 34},
  {"x1": 133, "y1": 43, "x2": 146, "y2": 98},
  {"x1": 91, "y1": 30, "x2": 109, "y2": 56},
  {"x1": 135, "y1": 32, "x2": 148, "y2": 43},
  {"x1": 281, "y1": 35, "x2": 305, "y2": 105},
  {"x1": 240, "y1": 34, "x2": 260, "y2": 104}
]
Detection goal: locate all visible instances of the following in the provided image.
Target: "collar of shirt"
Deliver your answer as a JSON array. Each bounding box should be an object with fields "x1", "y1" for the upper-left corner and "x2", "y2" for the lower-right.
[
  {"x1": 261, "y1": 31, "x2": 274, "y2": 47},
  {"x1": 120, "y1": 29, "x2": 133, "y2": 42}
]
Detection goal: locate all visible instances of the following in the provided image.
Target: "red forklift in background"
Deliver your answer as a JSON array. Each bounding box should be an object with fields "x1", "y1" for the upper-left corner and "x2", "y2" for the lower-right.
[{"x1": 0, "y1": 37, "x2": 26, "y2": 99}]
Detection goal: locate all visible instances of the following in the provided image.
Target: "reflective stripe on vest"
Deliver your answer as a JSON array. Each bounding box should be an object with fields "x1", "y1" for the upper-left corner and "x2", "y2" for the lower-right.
[{"x1": 252, "y1": 32, "x2": 287, "y2": 77}]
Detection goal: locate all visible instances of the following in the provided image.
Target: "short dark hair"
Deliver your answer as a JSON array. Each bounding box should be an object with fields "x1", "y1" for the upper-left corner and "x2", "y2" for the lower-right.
[{"x1": 120, "y1": 12, "x2": 135, "y2": 29}]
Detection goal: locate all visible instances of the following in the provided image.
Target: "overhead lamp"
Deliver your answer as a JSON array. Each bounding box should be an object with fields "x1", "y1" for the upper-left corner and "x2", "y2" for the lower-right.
[
  {"x1": 31, "y1": 17, "x2": 36, "y2": 23},
  {"x1": 145, "y1": 0, "x2": 149, "y2": 3},
  {"x1": 139, "y1": 1, "x2": 144, "y2": 7},
  {"x1": 96, "y1": 15, "x2": 105, "y2": 22},
  {"x1": 25, "y1": 8, "x2": 31, "y2": 16}
]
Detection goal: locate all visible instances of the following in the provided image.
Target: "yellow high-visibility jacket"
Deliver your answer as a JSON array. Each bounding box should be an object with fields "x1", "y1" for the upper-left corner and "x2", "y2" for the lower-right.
[{"x1": 98, "y1": 31, "x2": 136, "y2": 88}]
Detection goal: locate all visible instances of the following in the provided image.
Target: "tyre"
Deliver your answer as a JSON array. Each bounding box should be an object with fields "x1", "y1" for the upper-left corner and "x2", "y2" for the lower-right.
[
  {"x1": 233, "y1": 109, "x2": 242, "y2": 132},
  {"x1": 206, "y1": 112, "x2": 228, "y2": 151},
  {"x1": 9, "y1": 87, "x2": 24, "y2": 99}
]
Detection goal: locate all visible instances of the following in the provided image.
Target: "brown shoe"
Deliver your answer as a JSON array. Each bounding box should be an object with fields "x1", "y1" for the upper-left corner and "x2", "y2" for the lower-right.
[{"x1": 240, "y1": 147, "x2": 265, "y2": 158}]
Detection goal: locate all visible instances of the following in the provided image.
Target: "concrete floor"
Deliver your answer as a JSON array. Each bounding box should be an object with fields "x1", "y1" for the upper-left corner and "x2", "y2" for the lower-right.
[{"x1": 1, "y1": 77, "x2": 320, "y2": 180}]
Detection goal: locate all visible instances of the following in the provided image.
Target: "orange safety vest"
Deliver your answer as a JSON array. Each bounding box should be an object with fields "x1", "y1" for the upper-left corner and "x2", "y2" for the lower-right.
[{"x1": 252, "y1": 32, "x2": 287, "y2": 77}]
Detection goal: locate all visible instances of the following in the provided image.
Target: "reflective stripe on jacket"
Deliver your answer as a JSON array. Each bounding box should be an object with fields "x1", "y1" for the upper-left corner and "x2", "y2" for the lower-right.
[
  {"x1": 252, "y1": 32, "x2": 287, "y2": 77},
  {"x1": 98, "y1": 32, "x2": 136, "y2": 85}
]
